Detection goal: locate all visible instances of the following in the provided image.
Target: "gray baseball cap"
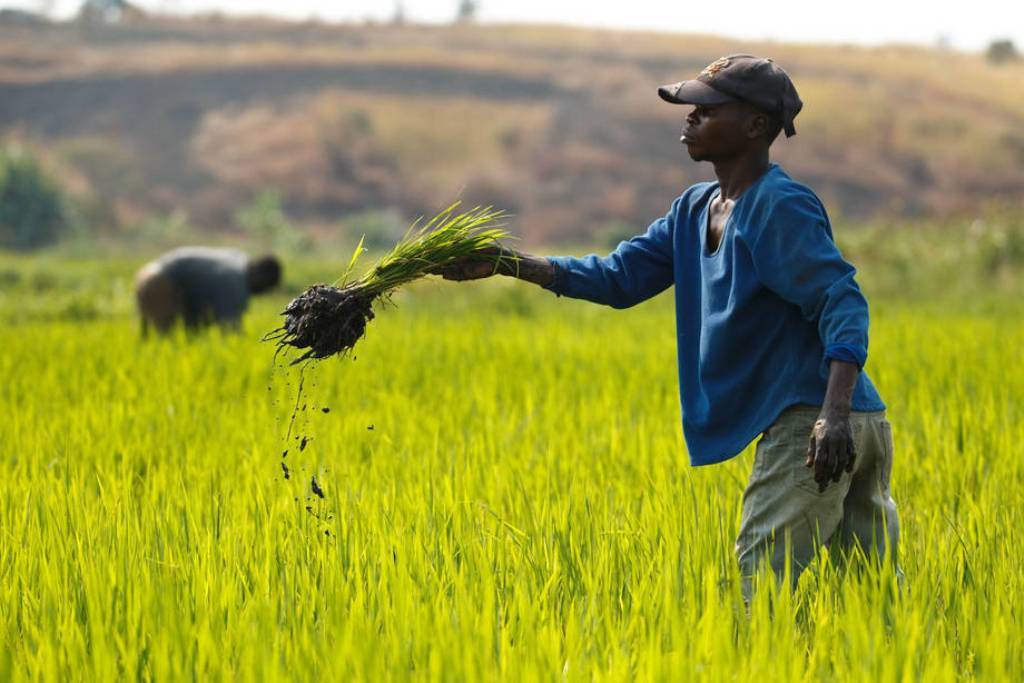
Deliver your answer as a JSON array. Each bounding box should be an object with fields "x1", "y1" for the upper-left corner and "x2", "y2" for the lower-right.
[{"x1": 658, "y1": 54, "x2": 803, "y2": 137}]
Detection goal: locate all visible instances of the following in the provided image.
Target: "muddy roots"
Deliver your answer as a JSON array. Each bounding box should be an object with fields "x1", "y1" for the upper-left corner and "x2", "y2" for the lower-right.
[{"x1": 265, "y1": 284, "x2": 375, "y2": 364}]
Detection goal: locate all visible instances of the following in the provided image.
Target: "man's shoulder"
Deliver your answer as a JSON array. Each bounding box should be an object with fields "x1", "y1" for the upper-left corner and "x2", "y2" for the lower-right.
[
  {"x1": 680, "y1": 180, "x2": 718, "y2": 203},
  {"x1": 671, "y1": 181, "x2": 718, "y2": 219},
  {"x1": 735, "y1": 166, "x2": 829, "y2": 242},
  {"x1": 751, "y1": 166, "x2": 827, "y2": 217},
  {"x1": 672, "y1": 169, "x2": 823, "y2": 218}
]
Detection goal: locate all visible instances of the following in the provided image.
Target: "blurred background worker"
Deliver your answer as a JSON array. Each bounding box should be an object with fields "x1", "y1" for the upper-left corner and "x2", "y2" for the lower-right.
[{"x1": 134, "y1": 247, "x2": 282, "y2": 334}]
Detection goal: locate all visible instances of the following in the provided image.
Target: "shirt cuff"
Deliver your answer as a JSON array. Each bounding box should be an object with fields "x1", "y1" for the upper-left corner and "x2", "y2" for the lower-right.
[
  {"x1": 825, "y1": 343, "x2": 867, "y2": 369},
  {"x1": 540, "y1": 256, "x2": 569, "y2": 297}
]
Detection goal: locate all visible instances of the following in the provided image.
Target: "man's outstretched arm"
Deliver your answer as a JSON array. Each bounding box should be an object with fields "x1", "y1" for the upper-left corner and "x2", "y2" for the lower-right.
[
  {"x1": 435, "y1": 196, "x2": 681, "y2": 309},
  {"x1": 434, "y1": 246, "x2": 555, "y2": 286}
]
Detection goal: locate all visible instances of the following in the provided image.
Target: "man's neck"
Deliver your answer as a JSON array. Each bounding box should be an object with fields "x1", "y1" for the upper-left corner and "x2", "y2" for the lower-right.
[{"x1": 711, "y1": 150, "x2": 772, "y2": 201}]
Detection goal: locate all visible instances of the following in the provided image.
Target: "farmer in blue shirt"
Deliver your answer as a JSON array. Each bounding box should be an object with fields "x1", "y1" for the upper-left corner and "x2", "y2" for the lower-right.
[{"x1": 439, "y1": 55, "x2": 900, "y2": 597}]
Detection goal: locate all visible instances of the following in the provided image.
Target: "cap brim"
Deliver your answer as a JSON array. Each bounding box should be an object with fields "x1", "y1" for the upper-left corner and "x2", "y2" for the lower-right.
[{"x1": 658, "y1": 79, "x2": 737, "y2": 106}]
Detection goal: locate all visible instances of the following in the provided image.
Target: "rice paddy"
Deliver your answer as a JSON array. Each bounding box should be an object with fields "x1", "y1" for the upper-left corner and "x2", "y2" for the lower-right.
[{"x1": 1, "y1": 260, "x2": 1022, "y2": 680}]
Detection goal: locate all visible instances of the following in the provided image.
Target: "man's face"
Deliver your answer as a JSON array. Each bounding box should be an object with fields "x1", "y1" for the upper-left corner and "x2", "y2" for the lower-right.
[{"x1": 680, "y1": 102, "x2": 762, "y2": 162}]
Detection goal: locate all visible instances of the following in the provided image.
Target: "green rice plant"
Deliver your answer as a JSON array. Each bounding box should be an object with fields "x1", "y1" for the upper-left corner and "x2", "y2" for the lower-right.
[
  {"x1": 2, "y1": 254, "x2": 1024, "y2": 681},
  {"x1": 266, "y1": 202, "x2": 513, "y2": 363}
]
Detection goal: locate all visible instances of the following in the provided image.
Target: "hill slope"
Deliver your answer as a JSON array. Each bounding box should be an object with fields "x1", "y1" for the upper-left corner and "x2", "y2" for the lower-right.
[{"x1": 1, "y1": 17, "x2": 1022, "y2": 242}]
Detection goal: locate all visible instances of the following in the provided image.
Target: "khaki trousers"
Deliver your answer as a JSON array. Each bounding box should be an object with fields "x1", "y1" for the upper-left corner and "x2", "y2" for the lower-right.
[{"x1": 735, "y1": 405, "x2": 900, "y2": 599}]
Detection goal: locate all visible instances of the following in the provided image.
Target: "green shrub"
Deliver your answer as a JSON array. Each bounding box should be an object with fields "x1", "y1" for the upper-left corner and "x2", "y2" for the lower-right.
[
  {"x1": 0, "y1": 148, "x2": 70, "y2": 250},
  {"x1": 0, "y1": 148, "x2": 72, "y2": 249}
]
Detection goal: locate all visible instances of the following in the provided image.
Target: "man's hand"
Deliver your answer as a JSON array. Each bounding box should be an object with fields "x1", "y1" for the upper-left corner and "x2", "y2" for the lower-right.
[
  {"x1": 430, "y1": 246, "x2": 556, "y2": 287},
  {"x1": 805, "y1": 415, "x2": 856, "y2": 492},
  {"x1": 806, "y1": 358, "x2": 860, "y2": 492},
  {"x1": 429, "y1": 245, "x2": 515, "y2": 281}
]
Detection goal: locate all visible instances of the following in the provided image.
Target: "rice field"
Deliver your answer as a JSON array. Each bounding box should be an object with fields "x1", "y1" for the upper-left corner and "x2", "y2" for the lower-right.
[{"x1": 1, "y1": 263, "x2": 1023, "y2": 680}]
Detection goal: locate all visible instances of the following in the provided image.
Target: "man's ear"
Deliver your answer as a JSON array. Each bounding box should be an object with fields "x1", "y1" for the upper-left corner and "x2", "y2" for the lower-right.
[{"x1": 747, "y1": 112, "x2": 769, "y2": 140}]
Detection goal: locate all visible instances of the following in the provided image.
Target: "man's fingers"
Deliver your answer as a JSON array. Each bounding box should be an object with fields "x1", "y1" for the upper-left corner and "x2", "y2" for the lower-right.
[
  {"x1": 436, "y1": 263, "x2": 493, "y2": 281},
  {"x1": 830, "y1": 438, "x2": 845, "y2": 482},
  {"x1": 430, "y1": 250, "x2": 502, "y2": 280},
  {"x1": 807, "y1": 419, "x2": 859, "y2": 493},
  {"x1": 814, "y1": 441, "x2": 831, "y2": 490}
]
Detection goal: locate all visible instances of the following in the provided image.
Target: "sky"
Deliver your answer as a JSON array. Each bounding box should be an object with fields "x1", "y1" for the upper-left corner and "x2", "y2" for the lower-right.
[{"x1": 9, "y1": 0, "x2": 1024, "y2": 52}]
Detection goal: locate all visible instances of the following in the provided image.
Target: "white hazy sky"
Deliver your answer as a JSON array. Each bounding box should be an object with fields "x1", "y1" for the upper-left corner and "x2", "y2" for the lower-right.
[{"x1": 11, "y1": 0, "x2": 1024, "y2": 52}]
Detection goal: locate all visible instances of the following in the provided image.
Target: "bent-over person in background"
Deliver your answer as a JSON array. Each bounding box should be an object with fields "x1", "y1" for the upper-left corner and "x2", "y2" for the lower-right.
[
  {"x1": 135, "y1": 247, "x2": 282, "y2": 335},
  {"x1": 437, "y1": 55, "x2": 901, "y2": 600}
]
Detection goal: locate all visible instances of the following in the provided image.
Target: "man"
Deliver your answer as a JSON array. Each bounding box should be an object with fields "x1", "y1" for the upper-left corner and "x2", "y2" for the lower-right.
[
  {"x1": 135, "y1": 246, "x2": 282, "y2": 334},
  {"x1": 437, "y1": 55, "x2": 899, "y2": 598}
]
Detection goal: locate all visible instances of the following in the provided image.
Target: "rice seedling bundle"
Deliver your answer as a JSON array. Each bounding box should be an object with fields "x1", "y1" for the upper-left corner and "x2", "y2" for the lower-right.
[{"x1": 265, "y1": 203, "x2": 513, "y2": 364}]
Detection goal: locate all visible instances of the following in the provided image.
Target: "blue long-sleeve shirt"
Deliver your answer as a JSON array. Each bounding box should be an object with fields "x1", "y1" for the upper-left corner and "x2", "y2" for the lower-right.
[{"x1": 543, "y1": 164, "x2": 885, "y2": 465}]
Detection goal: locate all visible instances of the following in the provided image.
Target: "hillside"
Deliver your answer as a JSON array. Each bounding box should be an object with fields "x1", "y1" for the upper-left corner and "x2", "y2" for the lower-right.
[{"x1": 1, "y1": 16, "x2": 1023, "y2": 243}]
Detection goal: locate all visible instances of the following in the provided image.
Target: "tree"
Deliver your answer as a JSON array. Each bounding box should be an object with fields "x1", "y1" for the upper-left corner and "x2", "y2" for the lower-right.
[
  {"x1": 986, "y1": 39, "x2": 1020, "y2": 64},
  {"x1": 0, "y1": 148, "x2": 69, "y2": 250},
  {"x1": 456, "y1": 0, "x2": 478, "y2": 23}
]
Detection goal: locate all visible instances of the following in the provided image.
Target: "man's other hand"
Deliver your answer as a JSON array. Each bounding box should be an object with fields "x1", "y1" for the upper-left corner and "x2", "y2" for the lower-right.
[{"x1": 805, "y1": 415, "x2": 856, "y2": 492}]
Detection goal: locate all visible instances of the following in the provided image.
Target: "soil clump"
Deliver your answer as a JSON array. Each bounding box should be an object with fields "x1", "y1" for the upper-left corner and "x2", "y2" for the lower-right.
[{"x1": 265, "y1": 284, "x2": 374, "y2": 364}]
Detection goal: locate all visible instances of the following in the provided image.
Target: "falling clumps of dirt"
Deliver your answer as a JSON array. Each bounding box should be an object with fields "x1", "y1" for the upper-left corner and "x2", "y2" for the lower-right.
[{"x1": 265, "y1": 203, "x2": 514, "y2": 522}]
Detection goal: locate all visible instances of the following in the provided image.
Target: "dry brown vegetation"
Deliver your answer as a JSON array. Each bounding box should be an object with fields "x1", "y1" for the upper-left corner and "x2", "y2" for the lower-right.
[{"x1": 1, "y1": 16, "x2": 1022, "y2": 244}]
